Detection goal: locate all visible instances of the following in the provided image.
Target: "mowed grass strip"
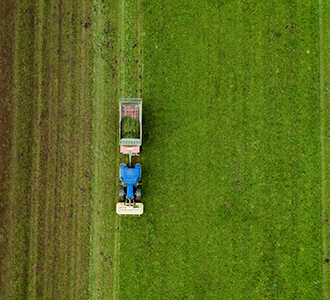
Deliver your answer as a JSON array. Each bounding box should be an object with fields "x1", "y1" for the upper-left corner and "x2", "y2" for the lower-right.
[
  {"x1": 320, "y1": 0, "x2": 330, "y2": 297},
  {"x1": 118, "y1": 0, "x2": 323, "y2": 299},
  {"x1": 89, "y1": 0, "x2": 120, "y2": 299},
  {"x1": 0, "y1": 0, "x2": 94, "y2": 299}
]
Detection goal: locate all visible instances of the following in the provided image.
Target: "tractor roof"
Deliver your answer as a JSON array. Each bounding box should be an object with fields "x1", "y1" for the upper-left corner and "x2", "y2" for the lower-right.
[{"x1": 120, "y1": 165, "x2": 141, "y2": 185}]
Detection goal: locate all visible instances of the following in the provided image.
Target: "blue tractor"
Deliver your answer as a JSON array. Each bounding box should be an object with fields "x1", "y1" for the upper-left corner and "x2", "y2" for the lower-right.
[{"x1": 117, "y1": 163, "x2": 143, "y2": 215}]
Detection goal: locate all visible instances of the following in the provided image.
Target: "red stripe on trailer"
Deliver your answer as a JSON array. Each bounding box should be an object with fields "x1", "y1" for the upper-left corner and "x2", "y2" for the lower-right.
[
  {"x1": 122, "y1": 105, "x2": 139, "y2": 119},
  {"x1": 120, "y1": 146, "x2": 140, "y2": 153}
]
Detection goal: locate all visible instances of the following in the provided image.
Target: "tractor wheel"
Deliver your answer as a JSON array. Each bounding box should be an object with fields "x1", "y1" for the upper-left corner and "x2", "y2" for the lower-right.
[
  {"x1": 119, "y1": 187, "x2": 125, "y2": 201},
  {"x1": 135, "y1": 163, "x2": 142, "y2": 180},
  {"x1": 135, "y1": 187, "x2": 141, "y2": 202},
  {"x1": 119, "y1": 163, "x2": 126, "y2": 181}
]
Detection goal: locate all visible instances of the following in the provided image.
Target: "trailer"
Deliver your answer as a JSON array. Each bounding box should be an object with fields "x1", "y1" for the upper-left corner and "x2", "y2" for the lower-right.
[
  {"x1": 117, "y1": 98, "x2": 143, "y2": 216},
  {"x1": 119, "y1": 98, "x2": 142, "y2": 159}
]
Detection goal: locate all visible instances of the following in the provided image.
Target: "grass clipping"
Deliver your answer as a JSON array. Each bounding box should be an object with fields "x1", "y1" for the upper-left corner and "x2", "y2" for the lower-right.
[{"x1": 122, "y1": 116, "x2": 140, "y2": 139}]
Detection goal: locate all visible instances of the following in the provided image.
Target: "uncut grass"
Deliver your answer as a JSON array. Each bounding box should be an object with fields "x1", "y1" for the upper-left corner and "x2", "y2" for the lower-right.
[
  {"x1": 0, "y1": 0, "x2": 94, "y2": 299},
  {"x1": 320, "y1": 0, "x2": 330, "y2": 296},
  {"x1": 118, "y1": 1, "x2": 323, "y2": 299}
]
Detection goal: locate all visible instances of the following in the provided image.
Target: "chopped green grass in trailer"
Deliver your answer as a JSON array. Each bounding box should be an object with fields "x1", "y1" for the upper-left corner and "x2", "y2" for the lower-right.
[{"x1": 122, "y1": 116, "x2": 140, "y2": 139}]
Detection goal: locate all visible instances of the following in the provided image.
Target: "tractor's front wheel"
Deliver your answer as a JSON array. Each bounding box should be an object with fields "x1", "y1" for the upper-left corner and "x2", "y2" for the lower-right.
[{"x1": 119, "y1": 187, "x2": 125, "y2": 201}]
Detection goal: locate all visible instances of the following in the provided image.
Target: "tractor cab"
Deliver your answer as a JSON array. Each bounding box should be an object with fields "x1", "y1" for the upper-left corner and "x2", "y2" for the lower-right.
[{"x1": 120, "y1": 164, "x2": 141, "y2": 198}]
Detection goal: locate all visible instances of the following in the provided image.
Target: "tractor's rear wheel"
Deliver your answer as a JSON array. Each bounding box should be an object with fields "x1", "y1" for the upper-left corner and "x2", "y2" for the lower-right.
[
  {"x1": 135, "y1": 163, "x2": 141, "y2": 180},
  {"x1": 119, "y1": 187, "x2": 125, "y2": 201},
  {"x1": 119, "y1": 163, "x2": 126, "y2": 180},
  {"x1": 135, "y1": 187, "x2": 141, "y2": 202}
]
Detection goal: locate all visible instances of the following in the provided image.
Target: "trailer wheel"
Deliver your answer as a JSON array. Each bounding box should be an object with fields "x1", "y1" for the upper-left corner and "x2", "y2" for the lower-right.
[
  {"x1": 119, "y1": 187, "x2": 125, "y2": 201},
  {"x1": 135, "y1": 187, "x2": 141, "y2": 202}
]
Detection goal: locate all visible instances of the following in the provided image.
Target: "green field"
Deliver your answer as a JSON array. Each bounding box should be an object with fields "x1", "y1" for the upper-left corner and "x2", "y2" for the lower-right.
[{"x1": 1, "y1": 0, "x2": 330, "y2": 299}]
